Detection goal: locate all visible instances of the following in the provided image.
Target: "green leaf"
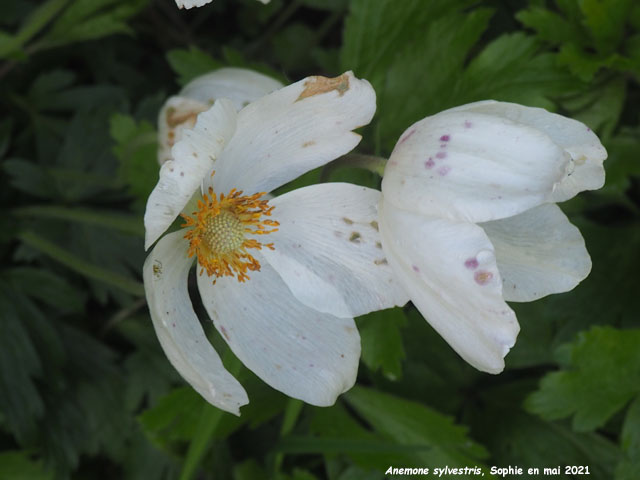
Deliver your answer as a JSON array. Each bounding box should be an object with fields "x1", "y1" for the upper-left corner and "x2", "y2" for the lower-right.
[
  {"x1": 13, "y1": 205, "x2": 143, "y2": 236},
  {"x1": 109, "y1": 113, "x2": 158, "y2": 209},
  {"x1": 563, "y1": 76, "x2": 626, "y2": 137},
  {"x1": 0, "y1": 284, "x2": 45, "y2": 444},
  {"x1": 40, "y1": 0, "x2": 148, "y2": 49},
  {"x1": 17, "y1": 231, "x2": 145, "y2": 297},
  {"x1": 617, "y1": 397, "x2": 640, "y2": 479},
  {"x1": 509, "y1": 223, "x2": 640, "y2": 368},
  {"x1": 341, "y1": 0, "x2": 474, "y2": 78},
  {"x1": 600, "y1": 127, "x2": 640, "y2": 197},
  {"x1": 138, "y1": 387, "x2": 204, "y2": 449},
  {"x1": 516, "y1": 6, "x2": 585, "y2": 46},
  {"x1": 0, "y1": 0, "x2": 69, "y2": 58},
  {"x1": 345, "y1": 386, "x2": 488, "y2": 468},
  {"x1": 166, "y1": 47, "x2": 223, "y2": 86},
  {"x1": 6, "y1": 266, "x2": 86, "y2": 313},
  {"x1": 456, "y1": 33, "x2": 574, "y2": 109},
  {"x1": 525, "y1": 327, "x2": 640, "y2": 431},
  {"x1": 470, "y1": 381, "x2": 621, "y2": 479},
  {"x1": 0, "y1": 451, "x2": 53, "y2": 480},
  {"x1": 579, "y1": 0, "x2": 633, "y2": 53},
  {"x1": 357, "y1": 308, "x2": 406, "y2": 380}
]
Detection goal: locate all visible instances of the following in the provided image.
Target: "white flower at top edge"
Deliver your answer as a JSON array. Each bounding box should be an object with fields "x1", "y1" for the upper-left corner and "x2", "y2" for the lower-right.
[
  {"x1": 175, "y1": 0, "x2": 269, "y2": 10},
  {"x1": 158, "y1": 67, "x2": 283, "y2": 165},
  {"x1": 143, "y1": 71, "x2": 409, "y2": 415},
  {"x1": 379, "y1": 100, "x2": 607, "y2": 374}
]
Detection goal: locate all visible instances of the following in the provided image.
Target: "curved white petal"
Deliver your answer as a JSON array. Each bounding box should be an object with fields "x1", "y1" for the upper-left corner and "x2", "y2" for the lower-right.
[
  {"x1": 175, "y1": 0, "x2": 212, "y2": 8},
  {"x1": 209, "y1": 71, "x2": 376, "y2": 194},
  {"x1": 447, "y1": 101, "x2": 607, "y2": 202},
  {"x1": 382, "y1": 110, "x2": 570, "y2": 223},
  {"x1": 481, "y1": 204, "x2": 592, "y2": 302},
  {"x1": 158, "y1": 70, "x2": 281, "y2": 166},
  {"x1": 157, "y1": 96, "x2": 208, "y2": 166},
  {"x1": 143, "y1": 231, "x2": 248, "y2": 414},
  {"x1": 260, "y1": 183, "x2": 408, "y2": 318},
  {"x1": 379, "y1": 199, "x2": 520, "y2": 374},
  {"x1": 144, "y1": 99, "x2": 237, "y2": 249},
  {"x1": 197, "y1": 258, "x2": 360, "y2": 406},
  {"x1": 180, "y1": 68, "x2": 283, "y2": 111},
  {"x1": 175, "y1": 0, "x2": 269, "y2": 7}
]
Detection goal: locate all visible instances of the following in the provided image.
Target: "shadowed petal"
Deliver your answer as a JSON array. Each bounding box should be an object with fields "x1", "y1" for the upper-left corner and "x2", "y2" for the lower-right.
[
  {"x1": 379, "y1": 199, "x2": 519, "y2": 373},
  {"x1": 143, "y1": 231, "x2": 248, "y2": 414},
  {"x1": 197, "y1": 258, "x2": 360, "y2": 406}
]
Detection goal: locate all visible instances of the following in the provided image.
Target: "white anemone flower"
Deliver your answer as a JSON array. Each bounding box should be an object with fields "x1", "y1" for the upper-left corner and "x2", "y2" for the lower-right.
[
  {"x1": 158, "y1": 67, "x2": 283, "y2": 165},
  {"x1": 144, "y1": 72, "x2": 408, "y2": 414},
  {"x1": 379, "y1": 100, "x2": 607, "y2": 374},
  {"x1": 176, "y1": 0, "x2": 269, "y2": 9}
]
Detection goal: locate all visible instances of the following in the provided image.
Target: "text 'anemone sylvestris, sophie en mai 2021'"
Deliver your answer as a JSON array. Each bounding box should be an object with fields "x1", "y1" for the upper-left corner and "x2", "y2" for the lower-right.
[
  {"x1": 143, "y1": 70, "x2": 408, "y2": 415},
  {"x1": 379, "y1": 100, "x2": 607, "y2": 375}
]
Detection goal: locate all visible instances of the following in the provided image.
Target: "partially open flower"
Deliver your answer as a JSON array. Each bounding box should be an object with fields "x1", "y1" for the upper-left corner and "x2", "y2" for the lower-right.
[
  {"x1": 379, "y1": 100, "x2": 607, "y2": 374},
  {"x1": 144, "y1": 72, "x2": 408, "y2": 414},
  {"x1": 158, "y1": 68, "x2": 283, "y2": 165}
]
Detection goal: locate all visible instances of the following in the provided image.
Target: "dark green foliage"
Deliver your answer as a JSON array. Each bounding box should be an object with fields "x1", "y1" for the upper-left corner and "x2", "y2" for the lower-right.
[{"x1": 0, "y1": 0, "x2": 638, "y2": 479}]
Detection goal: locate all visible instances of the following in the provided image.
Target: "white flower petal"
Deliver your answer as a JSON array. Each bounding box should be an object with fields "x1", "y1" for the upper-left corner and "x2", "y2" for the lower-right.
[
  {"x1": 157, "y1": 96, "x2": 208, "y2": 166},
  {"x1": 209, "y1": 71, "x2": 376, "y2": 194},
  {"x1": 143, "y1": 231, "x2": 248, "y2": 414},
  {"x1": 158, "y1": 70, "x2": 281, "y2": 166},
  {"x1": 379, "y1": 199, "x2": 519, "y2": 373},
  {"x1": 197, "y1": 258, "x2": 360, "y2": 406},
  {"x1": 481, "y1": 204, "x2": 592, "y2": 302},
  {"x1": 144, "y1": 98, "x2": 237, "y2": 249},
  {"x1": 175, "y1": 0, "x2": 269, "y2": 7},
  {"x1": 448, "y1": 101, "x2": 607, "y2": 202},
  {"x1": 260, "y1": 183, "x2": 408, "y2": 318},
  {"x1": 180, "y1": 67, "x2": 283, "y2": 111},
  {"x1": 382, "y1": 109, "x2": 571, "y2": 223},
  {"x1": 175, "y1": 0, "x2": 212, "y2": 8}
]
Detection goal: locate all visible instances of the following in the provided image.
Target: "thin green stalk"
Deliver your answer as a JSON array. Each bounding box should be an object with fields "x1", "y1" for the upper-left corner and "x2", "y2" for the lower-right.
[
  {"x1": 178, "y1": 353, "x2": 244, "y2": 480},
  {"x1": 18, "y1": 231, "x2": 144, "y2": 296},
  {"x1": 14, "y1": 205, "x2": 144, "y2": 237}
]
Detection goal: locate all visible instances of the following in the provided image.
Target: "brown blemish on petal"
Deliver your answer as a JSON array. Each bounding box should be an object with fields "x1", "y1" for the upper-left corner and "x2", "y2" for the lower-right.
[
  {"x1": 375, "y1": 241, "x2": 382, "y2": 249},
  {"x1": 166, "y1": 109, "x2": 201, "y2": 129},
  {"x1": 374, "y1": 258, "x2": 388, "y2": 265},
  {"x1": 220, "y1": 325, "x2": 230, "y2": 341},
  {"x1": 296, "y1": 73, "x2": 350, "y2": 101},
  {"x1": 342, "y1": 217, "x2": 354, "y2": 225},
  {"x1": 474, "y1": 271, "x2": 493, "y2": 285},
  {"x1": 152, "y1": 260, "x2": 163, "y2": 278},
  {"x1": 349, "y1": 232, "x2": 361, "y2": 243},
  {"x1": 302, "y1": 140, "x2": 316, "y2": 148},
  {"x1": 370, "y1": 220, "x2": 379, "y2": 231}
]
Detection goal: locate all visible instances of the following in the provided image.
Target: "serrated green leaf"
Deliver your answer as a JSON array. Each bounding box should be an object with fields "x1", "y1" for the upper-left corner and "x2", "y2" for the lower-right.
[
  {"x1": 0, "y1": 0, "x2": 69, "y2": 58},
  {"x1": 110, "y1": 113, "x2": 158, "y2": 209},
  {"x1": 345, "y1": 386, "x2": 488, "y2": 469},
  {"x1": 357, "y1": 308, "x2": 406, "y2": 380},
  {"x1": 525, "y1": 327, "x2": 640, "y2": 431},
  {"x1": 138, "y1": 387, "x2": 204, "y2": 449},
  {"x1": 579, "y1": 0, "x2": 633, "y2": 53},
  {"x1": 516, "y1": 6, "x2": 585, "y2": 46},
  {"x1": 470, "y1": 381, "x2": 621, "y2": 479},
  {"x1": 457, "y1": 33, "x2": 575, "y2": 108},
  {"x1": 166, "y1": 47, "x2": 223, "y2": 86}
]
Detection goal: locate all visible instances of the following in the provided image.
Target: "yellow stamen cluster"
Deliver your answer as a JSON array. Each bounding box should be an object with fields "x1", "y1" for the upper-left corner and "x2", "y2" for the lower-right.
[{"x1": 181, "y1": 183, "x2": 279, "y2": 283}]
